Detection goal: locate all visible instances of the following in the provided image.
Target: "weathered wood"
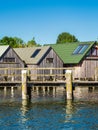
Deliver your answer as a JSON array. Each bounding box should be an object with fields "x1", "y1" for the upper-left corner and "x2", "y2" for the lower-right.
[
  {"x1": 66, "y1": 70, "x2": 73, "y2": 100},
  {"x1": 21, "y1": 70, "x2": 28, "y2": 99}
]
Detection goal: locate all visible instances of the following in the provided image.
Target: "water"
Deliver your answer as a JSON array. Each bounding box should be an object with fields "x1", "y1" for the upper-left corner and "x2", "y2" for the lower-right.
[{"x1": 0, "y1": 86, "x2": 98, "y2": 130}]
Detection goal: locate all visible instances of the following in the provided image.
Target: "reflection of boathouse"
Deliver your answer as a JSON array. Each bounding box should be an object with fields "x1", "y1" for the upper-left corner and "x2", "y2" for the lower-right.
[{"x1": 51, "y1": 41, "x2": 98, "y2": 80}]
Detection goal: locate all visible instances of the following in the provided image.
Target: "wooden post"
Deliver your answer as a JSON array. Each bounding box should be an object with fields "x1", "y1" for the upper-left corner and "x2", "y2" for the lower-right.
[
  {"x1": 53, "y1": 87, "x2": 56, "y2": 97},
  {"x1": 11, "y1": 87, "x2": 14, "y2": 97},
  {"x1": 36, "y1": 87, "x2": 39, "y2": 95},
  {"x1": 11, "y1": 73, "x2": 15, "y2": 81},
  {"x1": 95, "y1": 68, "x2": 98, "y2": 81},
  {"x1": 4, "y1": 69, "x2": 8, "y2": 81},
  {"x1": 4, "y1": 87, "x2": 7, "y2": 97},
  {"x1": 66, "y1": 100, "x2": 72, "y2": 115},
  {"x1": 47, "y1": 86, "x2": 49, "y2": 92},
  {"x1": 66, "y1": 70, "x2": 73, "y2": 100},
  {"x1": 43, "y1": 86, "x2": 45, "y2": 95},
  {"x1": 21, "y1": 70, "x2": 28, "y2": 99}
]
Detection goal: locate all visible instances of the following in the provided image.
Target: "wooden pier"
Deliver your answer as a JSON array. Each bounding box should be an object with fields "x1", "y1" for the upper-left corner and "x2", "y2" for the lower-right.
[{"x1": 0, "y1": 67, "x2": 98, "y2": 100}]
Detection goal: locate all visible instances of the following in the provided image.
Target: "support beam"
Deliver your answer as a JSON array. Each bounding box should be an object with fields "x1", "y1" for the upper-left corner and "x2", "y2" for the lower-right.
[
  {"x1": 66, "y1": 70, "x2": 73, "y2": 100},
  {"x1": 4, "y1": 87, "x2": 7, "y2": 97},
  {"x1": 11, "y1": 86, "x2": 14, "y2": 97},
  {"x1": 95, "y1": 68, "x2": 98, "y2": 81},
  {"x1": 21, "y1": 70, "x2": 28, "y2": 99}
]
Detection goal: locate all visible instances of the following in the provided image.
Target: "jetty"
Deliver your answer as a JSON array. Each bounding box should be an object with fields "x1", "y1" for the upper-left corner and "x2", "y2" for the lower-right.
[{"x1": 0, "y1": 67, "x2": 98, "y2": 100}]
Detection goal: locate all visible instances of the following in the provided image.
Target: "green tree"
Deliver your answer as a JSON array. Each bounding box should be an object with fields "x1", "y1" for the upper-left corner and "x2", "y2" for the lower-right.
[
  {"x1": 13, "y1": 37, "x2": 24, "y2": 47},
  {"x1": 56, "y1": 32, "x2": 79, "y2": 44},
  {"x1": 0, "y1": 36, "x2": 24, "y2": 48},
  {"x1": 26, "y1": 37, "x2": 39, "y2": 47}
]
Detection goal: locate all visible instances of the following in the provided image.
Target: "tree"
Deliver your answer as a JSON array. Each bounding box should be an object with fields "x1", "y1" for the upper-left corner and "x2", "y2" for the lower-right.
[
  {"x1": 26, "y1": 37, "x2": 38, "y2": 47},
  {"x1": 0, "y1": 36, "x2": 24, "y2": 48},
  {"x1": 13, "y1": 37, "x2": 24, "y2": 47},
  {"x1": 56, "y1": 32, "x2": 79, "y2": 44}
]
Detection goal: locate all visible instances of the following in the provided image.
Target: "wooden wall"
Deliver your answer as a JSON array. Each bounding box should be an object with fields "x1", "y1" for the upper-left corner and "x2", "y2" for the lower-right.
[
  {"x1": 73, "y1": 47, "x2": 98, "y2": 80},
  {"x1": 0, "y1": 47, "x2": 25, "y2": 78},
  {"x1": 26, "y1": 48, "x2": 63, "y2": 80}
]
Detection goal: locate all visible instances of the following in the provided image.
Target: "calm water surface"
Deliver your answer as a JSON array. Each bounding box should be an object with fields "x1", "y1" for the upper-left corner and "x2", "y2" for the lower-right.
[{"x1": 0, "y1": 86, "x2": 98, "y2": 130}]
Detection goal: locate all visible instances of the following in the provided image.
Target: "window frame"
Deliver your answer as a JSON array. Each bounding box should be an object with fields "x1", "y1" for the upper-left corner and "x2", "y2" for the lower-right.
[
  {"x1": 46, "y1": 58, "x2": 53, "y2": 63},
  {"x1": 73, "y1": 44, "x2": 89, "y2": 55},
  {"x1": 31, "y1": 49, "x2": 41, "y2": 58},
  {"x1": 3, "y1": 57, "x2": 15, "y2": 63}
]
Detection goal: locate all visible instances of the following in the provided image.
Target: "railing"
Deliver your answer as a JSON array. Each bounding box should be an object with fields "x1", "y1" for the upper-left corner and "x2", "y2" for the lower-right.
[{"x1": 0, "y1": 67, "x2": 74, "y2": 82}]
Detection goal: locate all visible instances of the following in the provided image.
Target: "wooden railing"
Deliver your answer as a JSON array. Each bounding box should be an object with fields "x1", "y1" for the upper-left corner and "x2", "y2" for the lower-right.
[{"x1": 0, "y1": 67, "x2": 74, "y2": 82}]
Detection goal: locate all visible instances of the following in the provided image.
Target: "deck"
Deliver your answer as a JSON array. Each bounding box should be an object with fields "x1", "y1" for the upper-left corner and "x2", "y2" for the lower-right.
[
  {"x1": 0, "y1": 67, "x2": 98, "y2": 87},
  {"x1": 0, "y1": 80, "x2": 98, "y2": 87}
]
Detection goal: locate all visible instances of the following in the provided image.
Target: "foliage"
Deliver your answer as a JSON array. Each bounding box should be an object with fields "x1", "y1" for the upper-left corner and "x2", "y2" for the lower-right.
[
  {"x1": 56, "y1": 32, "x2": 79, "y2": 44},
  {"x1": 0, "y1": 36, "x2": 24, "y2": 48},
  {"x1": 26, "y1": 37, "x2": 36, "y2": 47},
  {"x1": 13, "y1": 37, "x2": 24, "y2": 47},
  {"x1": 0, "y1": 36, "x2": 41, "y2": 48},
  {"x1": 26, "y1": 37, "x2": 41, "y2": 47}
]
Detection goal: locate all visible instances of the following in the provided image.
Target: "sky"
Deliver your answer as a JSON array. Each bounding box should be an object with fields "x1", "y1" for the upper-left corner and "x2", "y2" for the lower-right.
[{"x1": 0, "y1": 0, "x2": 98, "y2": 45}]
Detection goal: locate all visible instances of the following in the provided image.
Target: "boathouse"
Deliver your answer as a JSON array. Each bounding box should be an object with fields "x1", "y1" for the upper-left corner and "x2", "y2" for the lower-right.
[
  {"x1": 14, "y1": 46, "x2": 63, "y2": 80},
  {"x1": 0, "y1": 45, "x2": 25, "y2": 80},
  {"x1": 51, "y1": 41, "x2": 98, "y2": 80}
]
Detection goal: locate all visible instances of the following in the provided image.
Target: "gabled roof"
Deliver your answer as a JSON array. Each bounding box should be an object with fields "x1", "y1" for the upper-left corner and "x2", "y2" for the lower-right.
[
  {"x1": 14, "y1": 46, "x2": 50, "y2": 64},
  {"x1": 0, "y1": 45, "x2": 9, "y2": 57},
  {"x1": 51, "y1": 41, "x2": 95, "y2": 64}
]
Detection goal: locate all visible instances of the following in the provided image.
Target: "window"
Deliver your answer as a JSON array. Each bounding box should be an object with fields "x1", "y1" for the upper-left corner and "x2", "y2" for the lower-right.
[
  {"x1": 31, "y1": 49, "x2": 41, "y2": 58},
  {"x1": 73, "y1": 45, "x2": 83, "y2": 54},
  {"x1": 73, "y1": 44, "x2": 89, "y2": 54},
  {"x1": 3, "y1": 57, "x2": 15, "y2": 62},
  {"x1": 46, "y1": 58, "x2": 53, "y2": 63}
]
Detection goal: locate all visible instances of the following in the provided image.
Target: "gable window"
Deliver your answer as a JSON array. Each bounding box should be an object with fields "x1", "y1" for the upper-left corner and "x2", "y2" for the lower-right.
[
  {"x1": 3, "y1": 57, "x2": 15, "y2": 62},
  {"x1": 46, "y1": 58, "x2": 53, "y2": 63},
  {"x1": 31, "y1": 49, "x2": 41, "y2": 58},
  {"x1": 73, "y1": 44, "x2": 89, "y2": 54}
]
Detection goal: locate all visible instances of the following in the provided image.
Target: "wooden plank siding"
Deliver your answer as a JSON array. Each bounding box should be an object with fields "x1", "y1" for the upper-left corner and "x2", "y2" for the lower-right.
[
  {"x1": 63, "y1": 46, "x2": 98, "y2": 80},
  {"x1": 0, "y1": 47, "x2": 25, "y2": 80},
  {"x1": 72, "y1": 47, "x2": 98, "y2": 80},
  {"x1": 26, "y1": 48, "x2": 64, "y2": 80}
]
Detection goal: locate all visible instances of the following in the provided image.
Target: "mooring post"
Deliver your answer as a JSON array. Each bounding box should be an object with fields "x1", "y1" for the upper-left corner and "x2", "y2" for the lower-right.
[
  {"x1": 95, "y1": 68, "x2": 98, "y2": 81},
  {"x1": 66, "y1": 70, "x2": 73, "y2": 100},
  {"x1": 21, "y1": 70, "x2": 28, "y2": 99},
  {"x1": 11, "y1": 87, "x2": 14, "y2": 97},
  {"x1": 4, "y1": 87, "x2": 7, "y2": 97}
]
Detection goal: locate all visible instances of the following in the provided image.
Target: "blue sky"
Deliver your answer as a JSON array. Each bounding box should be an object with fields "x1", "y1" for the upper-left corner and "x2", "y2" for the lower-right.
[{"x1": 0, "y1": 0, "x2": 98, "y2": 45}]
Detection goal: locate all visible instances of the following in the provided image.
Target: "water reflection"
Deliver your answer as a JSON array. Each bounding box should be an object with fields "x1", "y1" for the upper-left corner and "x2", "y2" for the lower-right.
[
  {"x1": 74, "y1": 86, "x2": 98, "y2": 101},
  {"x1": 4, "y1": 87, "x2": 7, "y2": 97},
  {"x1": 0, "y1": 86, "x2": 98, "y2": 129},
  {"x1": 66, "y1": 100, "x2": 73, "y2": 115},
  {"x1": 21, "y1": 99, "x2": 31, "y2": 115},
  {"x1": 11, "y1": 87, "x2": 14, "y2": 98},
  {"x1": 1, "y1": 85, "x2": 98, "y2": 102}
]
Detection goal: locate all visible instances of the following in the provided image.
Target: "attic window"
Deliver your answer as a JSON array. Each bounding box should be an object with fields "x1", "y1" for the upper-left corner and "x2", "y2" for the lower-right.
[
  {"x1": 73, "y1": 44, "x2": 89, "y2": 54},
  {"x1": 3, "y1": 57, "x2": 15, "y2": 62},
  {"x1": 31, "y1": 49, "x2": 41, "y2": 58},
  {"x1": 46, "y1": 58, "x2": 53, "y2": 63}
]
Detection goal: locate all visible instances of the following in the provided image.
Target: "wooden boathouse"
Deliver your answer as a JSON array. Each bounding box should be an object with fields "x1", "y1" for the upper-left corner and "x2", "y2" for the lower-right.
[
  {"x1": 14, "y1": 46, "x2": 63, "y2": 80},
  {"x1": 0, "y1": 45, "x2": 25, "y2": 81},
  {"x1": 51, "y1": 41, "x2": 98, "y2": 80},
  {"x1": 0, "y1": 42, "x2": 98, "y2": 100},
  {"x1": 1, "y1": 67, "x2": 98, "y2": 100}
]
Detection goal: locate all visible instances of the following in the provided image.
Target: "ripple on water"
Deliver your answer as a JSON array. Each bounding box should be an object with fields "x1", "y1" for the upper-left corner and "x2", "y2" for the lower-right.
[{"x1": 0, "y1": 87, "x2": 98, "y2": 129}]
